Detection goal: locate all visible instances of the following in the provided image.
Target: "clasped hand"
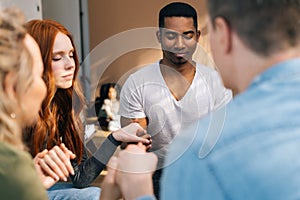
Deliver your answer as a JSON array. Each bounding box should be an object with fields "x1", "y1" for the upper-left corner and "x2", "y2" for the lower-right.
[
  {"x1": 33, "y1": 143, "x2": 75, "y2": 189},
  {"x1": 113, "y1": 123, "x2": 152, "y2": 150},
  {"x1": 100, "y1": 143, "x2": 158, "y2": 200}
]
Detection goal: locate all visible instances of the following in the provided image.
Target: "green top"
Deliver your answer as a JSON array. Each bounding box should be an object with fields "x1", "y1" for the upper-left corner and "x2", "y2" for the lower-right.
[{"x1": 0, "y1": 142, "x2": 48, "y2": 200}]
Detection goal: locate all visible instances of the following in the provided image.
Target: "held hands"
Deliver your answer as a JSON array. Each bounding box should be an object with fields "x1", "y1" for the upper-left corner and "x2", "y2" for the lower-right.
[
  {"x1": 100, "y1": 143, "x2": 158, "y2": 200},
  {"x1": 33, "y1": 143, "x2": 76, "y2": 189},
  {"x1": 112, "y1": 123, "x2": 152, "y2": 150}
]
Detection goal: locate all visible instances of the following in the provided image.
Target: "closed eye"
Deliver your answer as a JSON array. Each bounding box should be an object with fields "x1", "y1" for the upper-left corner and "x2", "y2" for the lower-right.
[{"x1": 52, "y1": 57, "x2": 61, "y2": 61}]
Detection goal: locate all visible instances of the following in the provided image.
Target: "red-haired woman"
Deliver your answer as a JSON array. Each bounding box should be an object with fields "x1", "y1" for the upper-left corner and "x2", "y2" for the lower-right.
[{"x1": 24, "y1": 19, "x2": 151, "y2": 200}]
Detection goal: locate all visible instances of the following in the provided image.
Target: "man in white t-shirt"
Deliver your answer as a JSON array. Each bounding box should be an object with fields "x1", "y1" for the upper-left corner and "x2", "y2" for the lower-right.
[{"x1": 119, "y1": 2, "x2": 232, "y2": 198}]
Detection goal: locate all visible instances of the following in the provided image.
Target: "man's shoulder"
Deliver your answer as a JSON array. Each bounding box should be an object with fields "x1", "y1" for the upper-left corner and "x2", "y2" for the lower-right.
[{"x1": 125, "y1": 62, "x2": 160, "y2": 84}]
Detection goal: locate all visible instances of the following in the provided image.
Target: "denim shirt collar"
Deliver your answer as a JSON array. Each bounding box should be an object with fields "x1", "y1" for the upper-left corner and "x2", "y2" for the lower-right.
[{"x1": 249, "y1": 57, "x2": 300, "y2": 89}]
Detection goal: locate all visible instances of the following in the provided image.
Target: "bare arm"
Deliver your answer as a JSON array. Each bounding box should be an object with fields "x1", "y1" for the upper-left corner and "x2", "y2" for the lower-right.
[{"x1": 121, "y1": 116, "x2": 148, "y2": 128}]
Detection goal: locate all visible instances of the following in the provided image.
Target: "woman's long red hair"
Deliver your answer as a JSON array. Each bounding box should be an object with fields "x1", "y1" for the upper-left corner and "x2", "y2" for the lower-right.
[{"x1": 24, "y1": 19, "x2": 85, "y2": 162}]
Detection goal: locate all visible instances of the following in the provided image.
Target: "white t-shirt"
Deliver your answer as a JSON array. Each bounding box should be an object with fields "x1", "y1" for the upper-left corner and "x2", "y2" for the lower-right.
[{"x1": 120, "y1": 61, "x2": 232, "y2": 166}]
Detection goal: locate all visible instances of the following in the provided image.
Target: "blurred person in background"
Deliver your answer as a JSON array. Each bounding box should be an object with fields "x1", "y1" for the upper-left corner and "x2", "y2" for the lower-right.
[{"x1": 0, "y1": 7, "x2": 48, "y2": 200}]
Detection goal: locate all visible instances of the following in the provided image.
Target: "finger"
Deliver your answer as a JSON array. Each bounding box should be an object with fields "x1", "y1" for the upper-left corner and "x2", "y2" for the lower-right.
[
  {"x1": 59, "y1": 144, "x2": 75, "y2": 175},
  {"x1": 33, "y1": 149, "x2": 48, "y2": 164},
  {"x1": 123, "y1": 122, "x2": 144, "y2": 134},
  {"x1": 68, "y1": 150, "x2": 76, "y2": 160},
  {"x1": 45, "y1": 148, "x2": 70, "y2": 180},
  {"x1": 43, "y1": 154, "x2": 67, "y2": 181},
  {"x1": 36, "y1": 149, "x2": 48, "y2": 158},
  {"x1": 136, "y1": 128, "x2": 147, "y2": 137},
  {"x1": 137, "y1": 136, "x2": 151, "y2": 144},
  {"x1": 51, "y1": 146, "x2": 74, "y2": 177},
  {"x1": 120, "y1": 135, "x2": 151, "y2": 149},
  {"x1": 131, "y1": 132, "x2": 152, "y2": 143},
  {"x1": 141, "y1": 134, "x2": 151, "y2": 143},
  {"x1": 60, "y1": 143, "x2": 76, "y2": 159},
  {"x1": 142, "y1": 134, "x2": 151, "y2": 140},
  {"x1": 39, "y1": 159, "x2": 60, "y2": 181},
  {"x1": 145, "y1": 144, "x2": 152, "y2": 151}
]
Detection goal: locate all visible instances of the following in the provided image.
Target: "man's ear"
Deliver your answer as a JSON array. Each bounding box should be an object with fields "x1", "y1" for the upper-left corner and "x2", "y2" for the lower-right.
[
  {"x1": 214, "y1": 17, "x2": 232, "y2": 54},
  {"x1": 195, "y1": 30, "x2": 201, "y2": 43},
  {"x1": 4, "y1": 71, "x2": 17, "y2": 100},
  {"x1": 156, "y1": 30, "x2": 162, "y2": 44}
]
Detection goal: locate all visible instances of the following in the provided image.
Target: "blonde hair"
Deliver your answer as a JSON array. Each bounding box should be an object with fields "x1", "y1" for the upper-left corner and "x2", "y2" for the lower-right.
[{"x1": 0, "y1": 7, "x2": 34, "y2": 150}]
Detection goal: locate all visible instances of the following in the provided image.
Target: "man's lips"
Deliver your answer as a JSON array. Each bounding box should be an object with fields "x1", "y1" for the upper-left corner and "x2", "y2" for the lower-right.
[{"x1": 174, "y1": 52, "x2": 187, "y2": 57}]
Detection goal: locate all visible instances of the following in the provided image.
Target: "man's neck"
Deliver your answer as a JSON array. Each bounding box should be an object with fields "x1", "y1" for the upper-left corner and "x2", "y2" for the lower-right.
[
  {"x1": 160, "y1": 59, "x2": 196, "y2": 75},
  {"x1": 159, "y1": 59, "x2": 196, "y2": 101}
]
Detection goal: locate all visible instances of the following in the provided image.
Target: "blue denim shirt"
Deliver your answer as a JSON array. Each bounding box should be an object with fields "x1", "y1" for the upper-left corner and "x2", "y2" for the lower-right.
[{"x1": 158, "y1": 58, "x2": 300, "y2": 200}]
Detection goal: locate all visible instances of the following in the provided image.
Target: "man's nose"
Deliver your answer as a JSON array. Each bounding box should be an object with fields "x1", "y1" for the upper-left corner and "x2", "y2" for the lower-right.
[{"x1": 174, "y1": 35, "x2": 185, "y2": 49}]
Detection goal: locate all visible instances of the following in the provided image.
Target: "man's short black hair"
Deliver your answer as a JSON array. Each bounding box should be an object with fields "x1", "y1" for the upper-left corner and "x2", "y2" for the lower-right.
[{"x1": 159, "y1": 2, "x2": 198, "y2": 30}]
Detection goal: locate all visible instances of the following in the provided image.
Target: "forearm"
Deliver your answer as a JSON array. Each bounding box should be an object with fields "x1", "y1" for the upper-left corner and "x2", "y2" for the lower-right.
[
  {"x1": 121, "y1": 116, "x2": 148, "y2": 128},
  {"x1": 70, "y1": 134, "x2": 120, "y2": 188},
  {"x1": 121, "y1": 177, "x2": 155, "y2": 200},
  {"x1": 70, "y1": 155, "x2": 105, "y2": 188}
]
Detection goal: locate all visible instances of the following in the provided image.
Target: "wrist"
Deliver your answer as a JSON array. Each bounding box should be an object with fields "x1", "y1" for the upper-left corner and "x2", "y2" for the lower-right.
[{"x1": 108, "y1": 132, "x2": 122, "y2": 146}]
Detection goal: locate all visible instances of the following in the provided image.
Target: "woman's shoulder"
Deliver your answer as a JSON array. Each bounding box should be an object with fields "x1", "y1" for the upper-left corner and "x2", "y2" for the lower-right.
[
  {"x1": 0, "y1": 142, "x2": 31, "y2": 162},
  {"x1": 0, "y1": 142, "x2": 36, "y2": 178},
  {"x1": 0, "y1": 142, "x2": 48, "y2": 200}
]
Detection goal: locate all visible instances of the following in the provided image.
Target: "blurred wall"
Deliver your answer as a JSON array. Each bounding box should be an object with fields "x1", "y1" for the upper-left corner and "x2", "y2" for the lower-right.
[
  {"x1": 87, "y1": 0, "x2": 212, "y2": 100},
  {"x1": 42, "y1": 0, "x2": 82, "y2": 61},
  {"x1": 1, "y1": 0, "x2": 42, "y2": 20},
  {"x1": 42, "y1": 0, "x2": 92, "y2": 100}
]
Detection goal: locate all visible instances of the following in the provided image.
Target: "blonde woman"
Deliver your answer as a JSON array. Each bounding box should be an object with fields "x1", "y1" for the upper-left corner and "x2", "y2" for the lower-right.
[{"x1": 0, "y1": 7, "x2": 48, "y2": 200}]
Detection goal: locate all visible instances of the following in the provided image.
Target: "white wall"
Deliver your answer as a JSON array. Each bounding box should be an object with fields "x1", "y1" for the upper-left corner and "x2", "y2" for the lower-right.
[
  {"x1": 1, "y1": 0, "x2": 42, "y2": 20},
  {"x1": 42, "y1": 0, "x2": 82, "y2": 61}
]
